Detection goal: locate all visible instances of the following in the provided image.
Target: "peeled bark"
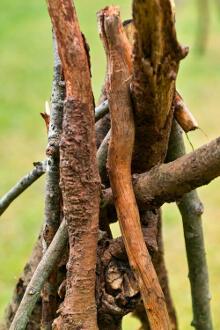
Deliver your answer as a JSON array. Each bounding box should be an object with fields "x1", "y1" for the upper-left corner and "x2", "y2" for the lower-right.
[
  {"x1": 47, "y1": 0, "x2": 100, "y2": 329},
  {"x1": 98, "y1": 6, "x2": 170, "y2": 329}
]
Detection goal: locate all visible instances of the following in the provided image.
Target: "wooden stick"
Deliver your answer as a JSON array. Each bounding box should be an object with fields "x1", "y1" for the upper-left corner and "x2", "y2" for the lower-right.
[
  {"x1": 167, "y1": 120, "x2": 213, "y2": 330},
  {"x1": 47, "y1": 1, "x2": 100, "y2": 329},
  {"x1": 9, "y1": 220, "x2": 68, "y2": 330},
  {"x1": 41, "y1": 32, "x2": 65, "y2": 329},
  {"x1": 98, "y1": 7, "x2": 170, "y2": 329}
]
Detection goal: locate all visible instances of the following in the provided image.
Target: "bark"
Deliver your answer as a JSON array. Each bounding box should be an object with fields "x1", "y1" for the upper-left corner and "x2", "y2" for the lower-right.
[
  {"x1": 98, "y1": 6, "x2": 170, "y2": 329},
  {"x1": 130, "y1": 2, "x2": 186, "y2": 327},
  {"x1": 47, "y1": 1, "x2": 100, "y2": 329},
  {"x1": 42, "y1": 33, "x2": 65, "y2": 329},
  {"x1": 102, "y1": 134, "x2": 220, "y2": 211},
  {"x1": 166, "y1": 121, "x2": 213, "y2": 330},
  {"x1": 0, "y1": 161, "x2": 46, "y2": 216},
  {"x1": 131, "y1": 0, "x2": 188, "y2": 173},
  {"x1": 9, "y1": 221, "x2": 68, "y2": 330}
]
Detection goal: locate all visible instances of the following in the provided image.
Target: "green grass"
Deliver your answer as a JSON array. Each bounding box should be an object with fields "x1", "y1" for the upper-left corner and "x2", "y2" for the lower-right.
[{"x1": 0, "y1": 1, "x2": 220, "y2": 329}]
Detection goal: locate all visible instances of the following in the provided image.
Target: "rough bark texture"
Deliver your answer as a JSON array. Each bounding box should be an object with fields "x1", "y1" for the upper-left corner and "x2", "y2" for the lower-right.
[
  {"x1": 98, "y1": 6, "x2": 170, "y2": 329},
  {"x1": 47, "y1": 1, "x2": 100, "y2": 329},
  {"x1": 130, "y1": 2, "x2": 187, "y2": 327},
  {"x1": 166, "y1": 121, "x2": 213, "y2": 330},
  {"x1": 42, "y1": 33, "x2": 65, "y2": 330},
  {"x1": 131, "y1": 0, "x2": 187, "y2": 173}
]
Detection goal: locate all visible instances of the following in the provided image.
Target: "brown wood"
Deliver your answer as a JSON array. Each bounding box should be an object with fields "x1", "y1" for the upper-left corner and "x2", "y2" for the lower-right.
[
  {"x1": 98, "y1": 6, "x2": 170, "y2": 330},
  {"x1": 102, "y1": 134, "x2": 220, "y2": 212},
  {"x1": 47, "y1": 1, "x2": 100, "y2": 329},
  {"x1": 132, "y1": 0, "x2": 188, "y2": 173}
]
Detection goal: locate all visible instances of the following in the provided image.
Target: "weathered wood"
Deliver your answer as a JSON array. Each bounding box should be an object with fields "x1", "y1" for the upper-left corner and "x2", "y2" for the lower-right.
[
  {"x1": 47, "y1": 0, "x2": 100, "y2": 329},
  {"x1": 41, "y1": 33, "x2": 65, "y2": 330},
  {"x1": 102, "y1": 134, "x2": 220, "y2": 211},
  {"x1": 132, "y1": 0, "x2": 188, "y2": 173},
  {"x1": 98, "y1": 6, "x2": 170, "y2": 329},
  {"x1": 166, "y1": 121, "x2": 213, "y2": 330}
]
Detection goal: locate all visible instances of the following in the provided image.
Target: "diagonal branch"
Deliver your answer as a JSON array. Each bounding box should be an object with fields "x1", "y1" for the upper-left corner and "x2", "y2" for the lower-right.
[
  {"x1": 102, "y1": 135, "x2": 220, "y2": 212},
  {"x1": 9, "y1": 220, "x2": 68, "y2": 330},
  {"x1": 0, "y1": 161, "x2": 46, "y2": 216}
]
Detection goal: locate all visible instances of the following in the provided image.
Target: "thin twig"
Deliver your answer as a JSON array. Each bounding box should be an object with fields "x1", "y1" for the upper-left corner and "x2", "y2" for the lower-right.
[
  {"x1": 0, "y1": 161, "x2": 46, "y2": 216},
  {"x1": 0, "y1": 103, "x2": 108, "y2": 219}
]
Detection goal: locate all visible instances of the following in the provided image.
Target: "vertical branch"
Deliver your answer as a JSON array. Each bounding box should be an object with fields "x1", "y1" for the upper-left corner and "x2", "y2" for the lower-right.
[
  {"x1": 98, "y1": 7, "x2": 170, "y2": 329},
  {"x1": 41, "y1": 33, "x2": 65, "y2": 329},
  {"x1": 167, "y1": 120, "x2": 213, "y2": 330},
  {"x1": 47, "y1": 1, "x2": 100, "y2": 329},
  {"x1": 195, "y1": 0, "x2": 209, "y2": 54}
]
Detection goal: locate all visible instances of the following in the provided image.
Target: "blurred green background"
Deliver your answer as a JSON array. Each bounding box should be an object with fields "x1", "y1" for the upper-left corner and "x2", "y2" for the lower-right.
[{"x1": 0, "y1": 0, "x2": 220, "y2": 329}]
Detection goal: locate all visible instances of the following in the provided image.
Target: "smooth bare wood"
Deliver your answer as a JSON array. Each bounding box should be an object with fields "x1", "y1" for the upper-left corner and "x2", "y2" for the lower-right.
[
  {"x1": 98, "y1": 7, "x2": 170, "y2": 330},
  {"x1": 47, "y1": 1, "x2": 100, "y2": 329}
]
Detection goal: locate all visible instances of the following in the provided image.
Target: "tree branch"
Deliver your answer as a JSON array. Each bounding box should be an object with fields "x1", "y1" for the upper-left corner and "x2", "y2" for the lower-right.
[
  {"x1": 102, "y1": 135, "x2": 220, "y2": 212},
  {"x1": 166, "y1": 120, "x2": 213, "y2": 330},
  {"x1": 98, "y1": 6, "x2": 170, "y2": 329},
  {"x1": 41, "y1": 32, "x2": 65, "y2": 329},
  {"x1": 9, "y1": 220, "x2": 68, "y2": 330},
  {"x1": 0, "y1": 161, "x2": 46, "y2": 216},
  {"x1": 47, "y1": 1, "x2": 100, "y2": 329}
]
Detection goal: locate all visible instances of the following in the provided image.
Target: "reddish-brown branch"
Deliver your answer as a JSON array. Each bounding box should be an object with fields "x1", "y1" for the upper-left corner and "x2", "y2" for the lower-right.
[
  {"x1": 98, "y1": 6, "x2": 170, "y2": 329},
  {"x1": 47, "y1": 1, "x2": 100, "y2": 329}
]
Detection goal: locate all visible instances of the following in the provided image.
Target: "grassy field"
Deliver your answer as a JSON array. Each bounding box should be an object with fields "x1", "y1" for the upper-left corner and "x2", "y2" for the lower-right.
[{"x1": 0, "y1": 1, "x2": 220, "y2": 329}]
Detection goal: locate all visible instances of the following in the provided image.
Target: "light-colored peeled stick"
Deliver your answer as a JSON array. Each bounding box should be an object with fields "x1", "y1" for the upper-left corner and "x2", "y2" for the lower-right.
[{"x1": 174, "y1": 91, "x2": 198, "y2": 132}]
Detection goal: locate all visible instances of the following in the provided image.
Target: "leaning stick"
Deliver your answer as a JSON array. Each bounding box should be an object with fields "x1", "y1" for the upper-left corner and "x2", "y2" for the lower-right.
[
  {"x1": 9, "y1": 220, "x2": 68, "y2": 330},
  {"x1": 98, "y1": 6, "x2": 170, "y2": 329},
  {"x1": 166, "y1": 120, "x2": 213, "y2": 330}
]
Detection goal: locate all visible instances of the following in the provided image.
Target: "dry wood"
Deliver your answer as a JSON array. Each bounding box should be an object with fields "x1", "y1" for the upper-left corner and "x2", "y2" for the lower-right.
[
  {"x1": 41, "y1": 33, "x2": 65, "y2": 329},
  {"x1": 167, "y1": 121, "x2": 213, "y2": 330},
  {"x1": 47, "y1": 0, "x2": 100, "y2": 329},
  {"x1": 98, "y1": 6, "x2": 170, "y2": 329},
  {"x1": 102, "y1": 134, "x2": 220, "y2": 212},
  {"x1": 132, "y1": 0, "x2": 188, "y2": 173},
  {"x1": 174, "y1": 91, "x2": 198, "y2": 132}
]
